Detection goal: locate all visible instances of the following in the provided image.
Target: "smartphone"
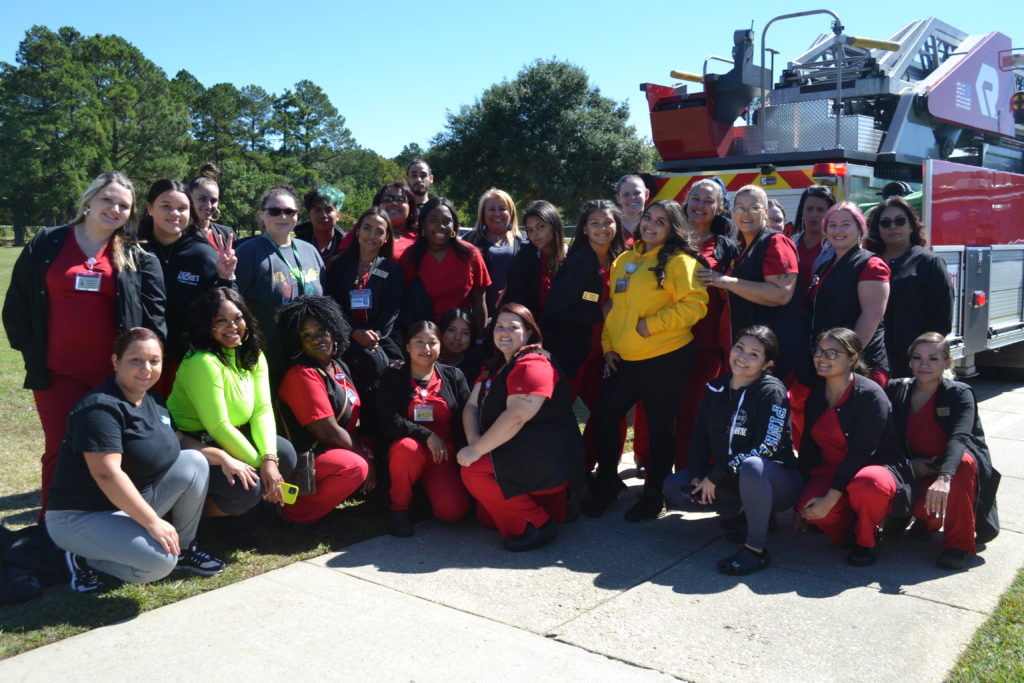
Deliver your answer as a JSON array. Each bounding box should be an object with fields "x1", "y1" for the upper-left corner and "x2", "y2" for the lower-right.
[{"x1": 280, "y1": 482, "x2": 299, "y2": 504}]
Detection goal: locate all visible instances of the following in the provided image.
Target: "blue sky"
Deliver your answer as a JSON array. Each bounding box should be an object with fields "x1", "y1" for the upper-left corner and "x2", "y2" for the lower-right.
[{"x1": 3, "y1": 2, "x2": 1020, "y2": 158}]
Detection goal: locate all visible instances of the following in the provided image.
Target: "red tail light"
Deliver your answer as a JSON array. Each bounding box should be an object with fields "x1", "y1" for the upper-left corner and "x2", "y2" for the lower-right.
[{"x1": 812, "y1": 163, "x2": 848, "y2": 178}]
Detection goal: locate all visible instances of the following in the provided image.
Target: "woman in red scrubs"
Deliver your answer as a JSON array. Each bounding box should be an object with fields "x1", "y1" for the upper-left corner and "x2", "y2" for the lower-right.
[
  {"x1": 807, "y1": 202, "x2": 891, "y2": 386},
  {"x1": 458, "y1": 303, "x2": 584, "y2": 551},
  {"x1": 797, "y1": 328, "x2": 912, "y2": 566},
  {"x1": 276, "y1": 296, "x2": 375, "y2": 528},
  {"x1": 4, "y1": 171, "x2": 166, "y2": 521},
  {"x1": 399, "y1": 197, "x2": 491, "y2": 341},
  {"x1": 377, "y1": 321, "x2": 471, "y2": 537},
  {"x1": 884, "y1": 332, "x2": 1000, "y2": 569}
]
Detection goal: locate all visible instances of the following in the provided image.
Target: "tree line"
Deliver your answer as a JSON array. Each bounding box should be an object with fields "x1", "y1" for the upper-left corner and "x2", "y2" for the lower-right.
[{"x1": 0, "y1": 26, "x2": 653, "y2": 245}]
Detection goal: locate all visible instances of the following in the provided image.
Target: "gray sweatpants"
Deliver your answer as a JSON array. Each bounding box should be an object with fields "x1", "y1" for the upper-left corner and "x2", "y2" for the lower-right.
[{"x1": 45, "y1": 449, "x2": 209, "y2": 584}]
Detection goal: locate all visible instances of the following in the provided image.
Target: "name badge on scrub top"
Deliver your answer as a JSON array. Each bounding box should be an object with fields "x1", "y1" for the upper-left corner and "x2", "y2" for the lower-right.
[
  {"x1": 349, "y1": 288, "x2": 372, "y2": 310},
  {"x1": 413, "y1": 388, "x2": 433, "y2": 422},
  {"x1": 372, "y1": 268, "x2": 389, "y2": 279},
  {"x1": 581, "y1": 291, "x2": 599, "y2": 302},
  {"x1": 75, "y1": 272, "x2": 102, "y2": 292},
  {"x1": 614, "y1": 278, "x2": 629, "y2": 293}
]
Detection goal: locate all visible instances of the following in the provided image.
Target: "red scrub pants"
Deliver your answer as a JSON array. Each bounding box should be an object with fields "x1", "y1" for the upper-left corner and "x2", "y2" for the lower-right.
[
  {"x1": 388, "y1": 438, "x2": 469, "y2": 521},
  {"x1": 799, "y1": 465, "x2": 896, "y2": 548},
  {"x1": 913, "y1": 453, "x2": 978, "y2": 553},
  {"x1": 461, "y1": 454, "x2": 567, "y2": 538}
]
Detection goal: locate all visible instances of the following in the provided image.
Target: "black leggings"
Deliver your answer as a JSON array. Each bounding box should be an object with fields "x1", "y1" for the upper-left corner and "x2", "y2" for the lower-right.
[
  {"x1": 594, "y1": 343, "x2": 694, "y2": 499},
  {"x1": 207, "y1": 434, "x2": 297, "y2": 515}
]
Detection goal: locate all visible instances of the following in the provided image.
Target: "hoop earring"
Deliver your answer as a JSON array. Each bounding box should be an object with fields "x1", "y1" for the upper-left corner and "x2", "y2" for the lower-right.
[{"x1": 211, "y1": 208, "x2": 221, "y2": 222}]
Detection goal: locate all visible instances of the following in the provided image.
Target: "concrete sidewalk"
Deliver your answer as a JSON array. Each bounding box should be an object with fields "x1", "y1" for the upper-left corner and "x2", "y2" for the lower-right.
[{"x1": 2, "y1": 377, "x2": 1022, "y2": 682}]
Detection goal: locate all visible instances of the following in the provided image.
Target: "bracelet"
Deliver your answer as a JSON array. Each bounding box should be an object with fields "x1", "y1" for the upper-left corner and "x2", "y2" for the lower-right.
[{"x1": 261, "y1": 455, "x2": 280, "y2": 464}]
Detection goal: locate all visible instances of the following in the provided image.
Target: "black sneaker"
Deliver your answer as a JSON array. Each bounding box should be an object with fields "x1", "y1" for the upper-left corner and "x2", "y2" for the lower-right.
[
  {"x1": 623, "y1": 495, "x2": 665, "y2": 523},
  {"x1": 176, "y1": 543, "x2": 226, "y2": 576},
  {"x1": 718, "y1": 547, "x2": 770, "y2": 575},
  {"x1": 937, "y1": 548, "x2": 969, "y2": 570},
  {"x1": 389, "y1": 510, "x2": 415, "y2": 537},
  {"x1": 65, "y1": 551, "x2": 105, "y2": 593},
  {"x1": 504, "y1": 518, "x2": 558, "y2": 552},
  {"x1": 582, "y1": 477, "x2": 627, "y2": 518}
]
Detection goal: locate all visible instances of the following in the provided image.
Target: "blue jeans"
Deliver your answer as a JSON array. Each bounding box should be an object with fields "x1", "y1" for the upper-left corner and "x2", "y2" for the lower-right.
[{"x1": 45, "y1": 449, "x2": 209, "y2": 583}]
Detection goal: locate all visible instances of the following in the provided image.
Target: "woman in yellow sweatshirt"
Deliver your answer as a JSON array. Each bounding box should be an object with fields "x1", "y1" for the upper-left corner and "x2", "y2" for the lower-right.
[{"x1": 583, "y1": 200, "x2": 708, "y2": 522}]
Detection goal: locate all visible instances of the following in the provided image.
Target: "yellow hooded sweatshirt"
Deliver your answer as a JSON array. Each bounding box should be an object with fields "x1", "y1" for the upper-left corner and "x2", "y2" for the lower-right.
[{"x1": 601, "y1": 243, "x2": 708, "y2": 361}]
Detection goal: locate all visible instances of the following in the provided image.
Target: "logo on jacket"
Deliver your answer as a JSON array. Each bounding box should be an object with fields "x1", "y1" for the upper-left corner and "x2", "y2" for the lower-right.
[{"x1": 176, "y1": 270, "x2": 200, "y2": 285}]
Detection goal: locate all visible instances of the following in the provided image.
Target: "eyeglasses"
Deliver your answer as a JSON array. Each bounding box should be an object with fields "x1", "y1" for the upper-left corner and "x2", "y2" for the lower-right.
[
  {"x1": 879, "y1": 216, "x2": 908, "y2": 229},
  {"x1": 213, "y1": 315, "x2": 244, "y2": 329},
  {"x1": 381, "y1": 195, "x2": 407, "y2": 204},
  {"x1": 733, "y1": 205, "x2": 764, "y2": 215},
  {"x1": 813, "y1": 347, "x2": 851, "y2": 360},
  {"x1": 263, "y1": 207, "x2": 297, "y2": 217}
]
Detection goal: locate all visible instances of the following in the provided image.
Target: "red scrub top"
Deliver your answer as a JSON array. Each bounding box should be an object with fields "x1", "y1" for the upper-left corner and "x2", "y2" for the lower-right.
[
  {"x1": 407, "y1": 369, "x2": 454, "y2": 443},
  {"x1": 797, "y1": 239, "x2": 823, "y2": 299},
  {"x1": 46, "y1": 236, "x2": 118, "y2": 379},
  {"x1": 539, "y1": 252, "x2": 554, "y2": 311},
  {"x1": 479, "y1": 354, "x2": 558, "y2": 400},
  {"x1": 907, "y1": 392, "x2": 947, "y2": 460},
  {"x1": 403, "y1": 245, "x2": 491, "y2": 321},
  {"x1": 809, "y1": 380, "x2": 854, "y2": 476},
  {"x1": 808, "y1": 254, "x2": 890, "y2": 308},
  {"x1": 279, "y1": 362, "x2": 361, "y2": 432}
]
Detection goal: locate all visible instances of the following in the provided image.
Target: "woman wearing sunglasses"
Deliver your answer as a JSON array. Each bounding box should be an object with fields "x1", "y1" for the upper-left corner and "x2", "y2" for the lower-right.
[
  {"x1": 236, "y1": 183, "x2": 325, "y2": 381},
  {"x1": 865, "y1": 197, "x2": 954, "y2": 378}
]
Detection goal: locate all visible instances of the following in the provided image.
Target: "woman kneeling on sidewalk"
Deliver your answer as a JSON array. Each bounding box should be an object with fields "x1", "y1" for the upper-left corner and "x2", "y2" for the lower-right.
[
  {"x1": 458, "y1": 304, "x2": 585, "y2": 551},
  {"x1": 46, "y1": 328, "x2": 223, "y2": 593},
  {"x1": 664, "y1": 325, "x2": 801, "y2": 575}
]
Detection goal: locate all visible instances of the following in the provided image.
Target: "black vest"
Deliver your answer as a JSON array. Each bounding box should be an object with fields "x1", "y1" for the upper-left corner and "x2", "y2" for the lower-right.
[
  {"x1": 280, "y1": 359, "x2": 354, "y2": 454},
  {"x1": 811, "y1": 248, "x2": 889, "y2": 374},
  {"x1": 479, "y1": 351, "x2": 584, "y2": 498},
  {"x1": 729, "y1": 228, "x2": 806, "y2": 382}
]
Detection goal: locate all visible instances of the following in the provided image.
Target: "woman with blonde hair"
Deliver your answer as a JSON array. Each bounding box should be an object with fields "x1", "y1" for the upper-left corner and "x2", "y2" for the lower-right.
[
  {"x1": 465, "y1": 188, "x2": 525, "y2": 314},
  {"x1": 4, "y1": 171, "x2": 166, "y2": 520}
]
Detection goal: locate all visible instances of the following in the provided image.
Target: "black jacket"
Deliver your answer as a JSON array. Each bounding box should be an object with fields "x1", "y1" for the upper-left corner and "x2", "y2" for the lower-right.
[
  {"x1": 542, "y1": 244, "x2": 606, "y2": 379},
  {"x1": 377, "y1": 363, "x2": 470, "y2": 447},
  {"x1": 800, "y1": 374, "x2": 913, "y2": 517},
  {"x1": 882, "y1": 246, "x2": 954, "y2": 377},
  {"x1": 689, "y1": 373, "x2": 796, "y2": 488},
  {"x1": 324, "y1": 251, "x2": 403, "y2": 344},
  {"x1": 294, "y1": 222, "x2": 346, "y2": 263},
  {"x1": 503, "y1": 241, "x2": 551, "y2": 319},
  {"x1": 139, "y1": 228, "x2": 234, "y2": 363},
  {"x1": 478, "y1": 351, "x2": 584, "y2": 498},
  {"x1": 3, "y1": 225, "x2": 167, "y2": 390},
  {"x1": 729, "y1": 228, "x2": 809, "y2": 382},
  {"x1": 809, "y1": 247, "x2": 889, "y2": 375},
  {"x1": 886, "y1": 377, "x2": 1000, "y2": 543}
]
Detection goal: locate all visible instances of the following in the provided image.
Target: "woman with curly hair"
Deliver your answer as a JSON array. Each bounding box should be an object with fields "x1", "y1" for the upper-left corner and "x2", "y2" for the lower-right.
[
  {"x1": 167, "y1": 287, "x2": 296, "y2": 519},
  {"x1": 276, "y1": 296, "x2": 374, "y2": 527},
  {"x1": 585, "y1": 199, "x2": 708, "y2": 522},
  {"x1": 865, "y1": 197, "x2": 953, "y2": 378}
]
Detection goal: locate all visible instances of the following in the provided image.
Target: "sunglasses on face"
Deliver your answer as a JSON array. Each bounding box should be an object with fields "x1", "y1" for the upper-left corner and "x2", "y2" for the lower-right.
[
  {"x1": 263, "y1": 207, "x2": 297, "y2": 217},
  {"x1": 879, "y1": 216, "x2": 908, "y2": 229},
  {"x1": 381, "y1": 195, "x2": 407, "y2": 204}
]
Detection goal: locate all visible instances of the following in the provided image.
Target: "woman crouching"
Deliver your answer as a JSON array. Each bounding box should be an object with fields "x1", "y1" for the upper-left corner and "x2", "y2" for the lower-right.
[
  {"x1": 458, "y1": 303, "x2": 585, "y2": 551},
  {"x1": 46, "y1": 328, "x2": 223, "y2": 592}
]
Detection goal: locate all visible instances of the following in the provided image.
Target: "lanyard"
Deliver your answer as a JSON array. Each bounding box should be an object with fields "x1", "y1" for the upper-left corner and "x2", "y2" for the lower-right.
[{"x1": 263, "y1": 233, "x2": 306, "y2": 295}]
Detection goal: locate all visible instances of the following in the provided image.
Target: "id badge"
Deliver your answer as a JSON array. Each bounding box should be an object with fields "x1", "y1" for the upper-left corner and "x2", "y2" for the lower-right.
[
  {"x1": 75, "y1": 272, "x2": 102, "y2": 292},
  {"x1": 614, "y1": 278, "x2": 629, "y2": 293},
  {"x1": 350, "y1": 288, "x2": 372, "y2": 310},
  {"x1": 413, "y1": 405, "x2": 434, "y2": 422}
]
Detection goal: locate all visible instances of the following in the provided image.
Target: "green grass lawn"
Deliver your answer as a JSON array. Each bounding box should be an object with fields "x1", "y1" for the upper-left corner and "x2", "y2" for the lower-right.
[{"x1": 0, "y1": 243, "x2": 1018, "y2": 679}]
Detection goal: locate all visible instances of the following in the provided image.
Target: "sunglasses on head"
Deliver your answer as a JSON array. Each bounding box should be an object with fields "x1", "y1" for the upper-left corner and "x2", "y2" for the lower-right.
[{"x1": 879, "y1": 216, "x2": 908, "y2": 229}]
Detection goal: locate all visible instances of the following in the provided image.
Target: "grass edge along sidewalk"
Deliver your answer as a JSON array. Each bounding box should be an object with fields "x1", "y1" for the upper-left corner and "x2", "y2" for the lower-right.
[{"x1": 0, "y1": 244, "x2": 1021, "y2": 680}]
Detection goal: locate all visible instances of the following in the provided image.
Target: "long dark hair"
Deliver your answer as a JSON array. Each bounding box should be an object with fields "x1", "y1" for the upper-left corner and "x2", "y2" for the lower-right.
[
  {"x1": 406, "y1": 197, "x2": 473, "y2": 270},
  {"x1": 522, "y1": 200, "x2": 565, "y2": 266},
  {"x1": 732, "y1": 324, "x2": 779, "y2": 375},
  {"x1": 336, "y1": 206, "x2": 395, "y2": 263},
  {"x1": 185, "y1": 287, "x2": 265, "y2": 371},
  {"x1": 566, "y1": 199, "x2": 626, "y2": 260},
  {"x1": 639, "y1": 200, "x2": 701, "y2": 289},
  {"x1": 865, "y1": 196, "x2": 926, "y2": 254},
  {"x1": 816, "y1": 327, "x2": 868, "y2": 376},
  {"x1": 793, "y1": 185, "x2": 836, "y2": 235},
  {"x1": 277, "y1": 295, "x2": 352, "y2": 364},
  {"x1": 139, "y1": 178, "x2": 198, "y2": 239}
]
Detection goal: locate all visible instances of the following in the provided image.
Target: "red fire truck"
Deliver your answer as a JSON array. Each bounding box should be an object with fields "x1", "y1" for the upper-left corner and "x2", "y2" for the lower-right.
[{"x1": 640, "y1": 12, "x2": 1024, "y2": 373}]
